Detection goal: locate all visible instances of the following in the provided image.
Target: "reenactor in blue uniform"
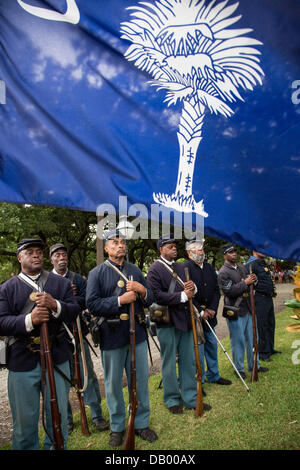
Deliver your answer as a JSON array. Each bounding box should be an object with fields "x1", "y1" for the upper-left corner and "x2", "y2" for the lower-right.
[
  {"x1": 86, "y1": 230, "x2": 158, "y2": 448},
  {"x1": 184, "y1": 238, "x2": 231, "y2": 389},
  {"x1": 50, "y1": 243, "x2": 109, "y2": 433},
  {"x1": 147, "y1": 235, "x2": 211, "y2": 414},
  {"x1": 0, "y1": 238, "x2": 80, "y2": 450},
  {"x1": 246, "y1": 251, "x2": 281, "y2": 362},
  {"x1": 218, "y1": 244, "x2": 268, "y2": 379}
]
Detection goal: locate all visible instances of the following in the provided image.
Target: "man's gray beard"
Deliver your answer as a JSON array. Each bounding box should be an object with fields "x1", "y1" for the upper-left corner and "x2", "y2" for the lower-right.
[{"x1": 191, "y1": 253, "x2": 205, "y2": 264}]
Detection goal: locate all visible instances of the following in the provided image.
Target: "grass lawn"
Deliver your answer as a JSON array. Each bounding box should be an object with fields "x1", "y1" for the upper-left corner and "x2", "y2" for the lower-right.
[{"x1": 1, "y1": 308, "x2": 300, "y2": 450}]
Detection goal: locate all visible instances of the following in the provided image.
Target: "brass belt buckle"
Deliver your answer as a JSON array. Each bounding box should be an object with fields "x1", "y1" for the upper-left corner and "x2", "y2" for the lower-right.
[
  {"x1": 32, "y1": 336, "x2": 41, "y2": 345},
  {"x1": 154, "y1": 309, "x2": 163, "y2": 318},
  {"x1": 120, "y1": 313, "x2": 129, "y2": 321}
]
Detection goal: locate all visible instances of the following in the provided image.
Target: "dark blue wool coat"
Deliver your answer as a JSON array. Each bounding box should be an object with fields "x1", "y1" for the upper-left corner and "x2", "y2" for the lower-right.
[
  {"x1": 0, "y1": 271, "x2": 80, "y2": 372},
  {"x1": 86, "y1": 260, "x2": 154, "y2": 350},
  {"x1": 146, "y1": 258, "x2": 191, "y2": 332},
  {"x1": 184, "y1": 259, "x2": 220, "y2": 331}
]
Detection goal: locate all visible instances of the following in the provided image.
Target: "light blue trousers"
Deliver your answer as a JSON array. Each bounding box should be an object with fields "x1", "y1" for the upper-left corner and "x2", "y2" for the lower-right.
[
  {"x1": 68, "y1": 339, "x2": 103, "y2": 424},
  {"x1": 8, "y1": 361, "x2": 70, "y2": 450},
  {"x1": 198, "y1": 328, "x2": 221, "y2": 384},
  {"x1": 157, "y1": 327, "x2": 197, "y2": 409},
  {"x1": 101, "y1": 340, "x2": 150, "y2": 432},
  {"x1": 226, "y1": 313, "x2": 260, "y2": 372}
]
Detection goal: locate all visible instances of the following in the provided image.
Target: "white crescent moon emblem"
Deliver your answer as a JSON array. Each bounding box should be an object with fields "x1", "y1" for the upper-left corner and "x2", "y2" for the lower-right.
[{"x1": 17, "y1": 0, "x2": 80, "y2": 24}]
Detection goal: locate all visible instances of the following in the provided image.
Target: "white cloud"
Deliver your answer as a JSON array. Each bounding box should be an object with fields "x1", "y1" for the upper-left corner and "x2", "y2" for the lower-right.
[
  {"x1": 97, "y1": 62, "x2": 119, "y2": 80},
  {"x1": 162, "y1": 109, "x2": 181, "y2": 129},
  {"x1": 34, "y1": 27, "x2": 80, "y2": 68},
  {"x1": 222, "y1": 127, "x2": 238, "y2": 138},
  {"x1": 71, "y1": 66, "x2": 83, "y2": 81},
  {"x1": 87, "y1": 73, "x2": 103, "y2": 89},
  {"x1": 251, "y1": 167, "x2": 264, "y2": 174},
  {"x1": 33, "y1": 62, "x2": 46, "y2": 82}
]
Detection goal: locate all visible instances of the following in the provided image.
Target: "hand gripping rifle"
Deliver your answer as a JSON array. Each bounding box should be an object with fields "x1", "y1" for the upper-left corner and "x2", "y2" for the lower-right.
[
  {"x1": 19, "y1": 273, "x2": 64, "y2": 450},
  {"x1": 184, "y1": 268, "x2": 204, "y2": 418},
  {"x1": 72, "y1": 316, "x2": 90, "y2": 437},
  {"x1": 39, "y1": 319, "x2": 64, "y2": 450},
  {"x1": 123, "y1": 275, "x2": 138, "y2": 450},
  {"x1": 249, "y1": 264, "x2": 259, "y2": 382}
]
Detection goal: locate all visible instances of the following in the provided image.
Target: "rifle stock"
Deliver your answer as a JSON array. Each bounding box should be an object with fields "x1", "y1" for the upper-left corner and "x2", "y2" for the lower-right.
[
  {"x1": 40, "y1": 322, "x2": 65, "y2": 450},
  {"x1": 72, "y1": 323, "x2": 90, "y2": 437},
  {"x1": 123, "y1": 277, "x2": 138, "y2": 450},
  {"x1": 249, "y1": 265, "x2": 258, "y2": 382},
  {"x1": 184, "y1": 268, "x2": 204, "y2": 418}
]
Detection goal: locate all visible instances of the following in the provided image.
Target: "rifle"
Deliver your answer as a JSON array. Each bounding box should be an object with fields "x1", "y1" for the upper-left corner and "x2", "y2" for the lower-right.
[
  {"x1": 184, "y1": 268, "x2": 204, "y2": 418},
  {"x1": 40, "y1": 321, "x2": 65, "y2": 450},
  {"x1": 72, "y1": 319, "x2": 90, "y2": 437},
  {"x1": 249, "y1": 264, "x2": 258, "y2": 382},
  {"x1": 123, "y1": 275, "x2": 138, "y2": 450}
]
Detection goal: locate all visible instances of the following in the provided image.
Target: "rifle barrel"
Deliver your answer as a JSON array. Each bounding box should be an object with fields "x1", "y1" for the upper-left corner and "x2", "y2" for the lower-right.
[
  {"x1": 184, "y1": 268, "x2": 204, "y2": 418},
  {"x1": 40, "y1": 322, "x2": 64, "y2": 450},
  {"x1": 249, "y1": 265, "x2": 258, "y2": 382},
  {"x1": 123, "y1": 276, "x2": 138, "y2": 450},
  {"x1": 73, "y1": 323, "x2": 90, "y2": 437}
]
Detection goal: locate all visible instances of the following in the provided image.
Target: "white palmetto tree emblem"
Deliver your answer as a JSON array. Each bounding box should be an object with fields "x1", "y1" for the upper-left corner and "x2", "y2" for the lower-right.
[{"x1": 121, "y1": 0, "x2": 264, "y2": 217}]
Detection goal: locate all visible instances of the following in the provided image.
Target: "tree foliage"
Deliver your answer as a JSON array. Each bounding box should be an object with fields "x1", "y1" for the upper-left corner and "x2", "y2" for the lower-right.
[
  {"x1": 0, "y1": 203, "x2": 97, "y2": 282},
  {"x1": 1, "y1": 202, "x2": 294, "y2": 284}
]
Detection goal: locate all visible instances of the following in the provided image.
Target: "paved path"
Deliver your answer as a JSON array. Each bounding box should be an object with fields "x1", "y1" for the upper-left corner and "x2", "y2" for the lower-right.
[{"x1": 0, "y1": 283, "x2": 294, "y2": 447}]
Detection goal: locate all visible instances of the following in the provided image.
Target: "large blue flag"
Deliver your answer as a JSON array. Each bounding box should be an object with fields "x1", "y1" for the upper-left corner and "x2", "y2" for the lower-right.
[{"x1": 0, "y1": 0, "x2": 299, "y2": 260}]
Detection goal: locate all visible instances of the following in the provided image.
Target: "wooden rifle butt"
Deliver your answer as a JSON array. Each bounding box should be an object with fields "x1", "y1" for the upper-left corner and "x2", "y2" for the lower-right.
[
  {"x1": 77, "y1": 391, "x2": 90, "y2": 437},
  {"x1": 123, "y1": 417, "x2": 136, "y2": 450},
  {"x1": 184, "y1": 267, "x2": 204, "y2": 418},
  {"x1": 40, "y1": 322, "x2": 64, "y2": 450},
  {"x1": 72, "y1": 324, "x2": 90, "y2": 436},
  {"x1": 123, "y1": 276, "x2": 137, "y2": 450},
  {"x1": 195, "y1": 380, "x2": 204, "y2": 418}
]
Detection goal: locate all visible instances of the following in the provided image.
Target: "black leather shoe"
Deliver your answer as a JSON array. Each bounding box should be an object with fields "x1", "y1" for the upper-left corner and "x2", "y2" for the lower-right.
[
  {"x1": 68, "y1": 423, "x2": 73, "y2": 435},
  {"x1": 203, "y1": 403, "x2": 212, "y2": 411},
  {"x1": 214, "y1": 377, "x2": 232, "y2": 385},
  {"x1": 168, "y1": 405, "x2": 183, "y2": 414},
  {"x1": 135, "y1": 427, "x2": 158, "y2": 442},
  {"x1": 258, "y1": 367, "x2": 269, "y2": 373},
  {"x1": 94, "y1": 418, "x2": 109, "y2": 432},
  {"x1": 109, "y1": 431, "x2": 124, "y2": 447},
  {"x1": 187, "y1": 403, "x2": 212, "y2": 412},
  {"x1": 234, "y1": 370, "x2": 246, "y2": 379}
]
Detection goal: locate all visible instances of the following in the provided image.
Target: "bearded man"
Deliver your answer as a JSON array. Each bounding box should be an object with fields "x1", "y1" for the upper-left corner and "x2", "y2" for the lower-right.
[{"x1": 184, "y1": 238, "x2": 231, "y2": 389}]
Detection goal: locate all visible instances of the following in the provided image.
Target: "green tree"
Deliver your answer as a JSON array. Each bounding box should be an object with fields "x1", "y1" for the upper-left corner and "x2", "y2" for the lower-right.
[{"x1": 0, "y1": 203, "x2": 97, "y2": 282}]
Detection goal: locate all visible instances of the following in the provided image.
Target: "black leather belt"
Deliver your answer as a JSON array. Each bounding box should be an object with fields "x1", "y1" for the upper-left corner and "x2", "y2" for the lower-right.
[{"x1": 256, "y1": 291, "x2": 273, "y2": 297}]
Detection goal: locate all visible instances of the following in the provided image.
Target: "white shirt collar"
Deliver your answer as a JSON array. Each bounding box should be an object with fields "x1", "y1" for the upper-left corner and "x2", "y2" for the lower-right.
[
  {"x1": 52, "y1": 268, "x2": 67, "y2": 277},
  {"x1": 160, "y1": 256, "x2": 174, "y2": 266},
  {"x1": 25, "y1": 272, "x2": 41, "y2": 281}
]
